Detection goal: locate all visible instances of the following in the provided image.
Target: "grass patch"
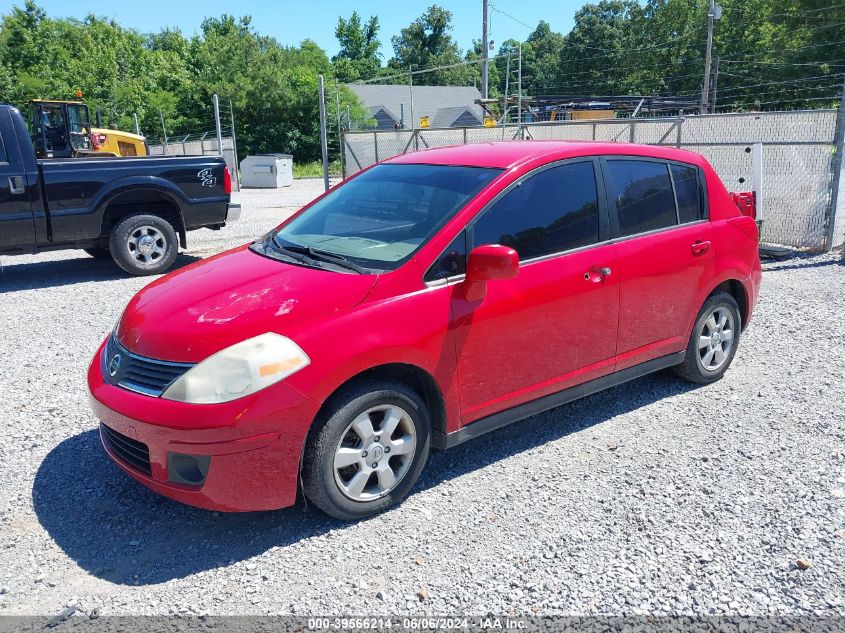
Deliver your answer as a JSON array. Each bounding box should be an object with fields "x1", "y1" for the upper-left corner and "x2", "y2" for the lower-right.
[{"x1": 294, "y1": 160, "x2": 342, "y2": 178}]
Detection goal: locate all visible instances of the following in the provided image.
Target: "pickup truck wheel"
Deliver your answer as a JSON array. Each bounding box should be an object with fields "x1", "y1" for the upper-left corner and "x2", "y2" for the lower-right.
[
  {"x1": 673, "y1": 292, "x2": 741, "y2": 385},
  {"x1": 83, "y1": 247, "x2": 112, "y2": 260},
  {"x1": 109, "y1": 214, "x2": 178, "y2": 276},
  {"x1": 302, "y1": 380, "x2": 431, "y2": 521}
]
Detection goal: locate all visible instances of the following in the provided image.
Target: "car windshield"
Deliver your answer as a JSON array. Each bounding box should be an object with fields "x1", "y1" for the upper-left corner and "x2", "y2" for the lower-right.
[{"x1": 268, "y1": 164, "x2": 502, "y2": 271}]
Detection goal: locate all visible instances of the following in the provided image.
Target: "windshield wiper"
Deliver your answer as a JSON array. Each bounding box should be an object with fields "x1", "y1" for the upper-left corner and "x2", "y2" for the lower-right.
[
  {"x1": 266, "y1": 236, "x2": 326, "y2": 269},
  {"x1": 280, "y1": 243, "x2": 369, "y2": 274}
]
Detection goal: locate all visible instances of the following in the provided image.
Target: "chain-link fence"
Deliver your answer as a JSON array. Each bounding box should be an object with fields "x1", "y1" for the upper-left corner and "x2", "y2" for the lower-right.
[
  {"x1": 145, "y1": 96, "x2": 241, "y2": 190},
  {"x1": 342, "y1": 109, "x2": 844, "y2": 251},
  {"x1": 147, "y1": 134, "x2": 238, "y2": 190}
]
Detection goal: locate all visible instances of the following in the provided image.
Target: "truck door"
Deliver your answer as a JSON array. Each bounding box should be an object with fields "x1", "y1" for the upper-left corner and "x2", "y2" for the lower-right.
[{"x1": 0, "y1": 108, "x2": 36, "y2": 249}]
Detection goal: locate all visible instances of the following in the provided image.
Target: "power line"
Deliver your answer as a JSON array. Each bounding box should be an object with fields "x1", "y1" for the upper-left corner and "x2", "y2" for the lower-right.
[
  {"x1": 716, "y1": 73, "x2": 842, "y2": 93},
  {"x1": 720, "y1": 58, "x2": 845, "y2": 67},
  {"x1": 488, "y1": 3, "x2": 534, "y2": 32}
]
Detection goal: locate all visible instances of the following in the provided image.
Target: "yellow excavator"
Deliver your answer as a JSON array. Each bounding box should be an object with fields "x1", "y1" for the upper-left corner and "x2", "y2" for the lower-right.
[{"x1": 27, "y1": 98, "x2": 148, "y2": 158}]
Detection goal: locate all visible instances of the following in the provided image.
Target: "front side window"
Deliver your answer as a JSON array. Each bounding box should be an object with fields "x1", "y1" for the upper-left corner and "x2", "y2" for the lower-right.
[
  {"x1": 606, "y1": 160, "x2": 677, "y2": 237},
  {"x1": 473, "y1": 161, "x2": 600, "y2": 260},
  {"x1": 269, "y1": 164, "x2": 501, "y2": 271}
]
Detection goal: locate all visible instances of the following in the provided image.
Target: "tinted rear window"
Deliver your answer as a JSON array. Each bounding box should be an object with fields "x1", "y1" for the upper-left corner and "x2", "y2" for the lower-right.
[
  {"x1": 606, "y1": 160, "x2": 677, "y2": 237},
  {"x1": 672, "y1": 164, "x2": 704, "y2": 223}
]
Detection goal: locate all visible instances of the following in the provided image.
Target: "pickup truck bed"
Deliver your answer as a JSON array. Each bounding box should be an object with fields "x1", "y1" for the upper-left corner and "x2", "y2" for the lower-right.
[{"x1": 0, "y1": 104, "x2": 239, "y2": 275}]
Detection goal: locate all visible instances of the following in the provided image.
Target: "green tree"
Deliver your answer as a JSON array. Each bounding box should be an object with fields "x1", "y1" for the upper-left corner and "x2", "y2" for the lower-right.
[
  {"x1": 333, "y1": 12, "x2": 381, "y2": 82},
  {"x1": 388, "y1": 5, "x2": 473, "y2": 85}
]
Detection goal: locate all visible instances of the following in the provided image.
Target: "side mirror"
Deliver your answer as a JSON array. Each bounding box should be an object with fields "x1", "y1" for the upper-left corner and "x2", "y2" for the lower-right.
[{"x1": 465, "y1": 244, "x2": 519, "y2": 282}]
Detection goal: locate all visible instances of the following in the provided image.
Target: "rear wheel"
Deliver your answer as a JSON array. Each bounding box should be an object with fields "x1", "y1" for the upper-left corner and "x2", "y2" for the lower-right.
[
  {"x1": 673, "y1": 292, "x2": 741, "y2": 384},
  {"x1": 302, "y1": 380, "x2": 431, "y2": 520},
  {"x1": 109, "y1": 213, "x2": 178, "y2": 276}
]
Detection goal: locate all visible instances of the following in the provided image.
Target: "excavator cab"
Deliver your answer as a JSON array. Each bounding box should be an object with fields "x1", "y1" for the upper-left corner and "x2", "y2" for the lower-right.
[{"x1": 28, "y1": 100, "x2": 93, "y2": 158}]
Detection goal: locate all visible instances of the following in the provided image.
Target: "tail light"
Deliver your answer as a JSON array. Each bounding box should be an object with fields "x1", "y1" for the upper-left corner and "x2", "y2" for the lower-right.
[
  {"x1": 730, "y1": 191, "x2": 756, "y2": 219},
  {"x1": 223, "y1": 166, "x2": 232, "y2": 194}
]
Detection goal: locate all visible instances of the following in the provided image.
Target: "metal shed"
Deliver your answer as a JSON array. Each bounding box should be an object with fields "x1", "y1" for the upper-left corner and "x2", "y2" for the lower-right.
[{"x1": 240, "y1": 153, "x2": 294, "y2": 188}]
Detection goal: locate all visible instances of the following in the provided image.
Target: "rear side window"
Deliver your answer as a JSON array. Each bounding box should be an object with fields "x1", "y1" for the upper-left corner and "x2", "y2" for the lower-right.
[
  {"x1": 671, "y1": 164, "x2": 704, "y2": 223},
  {"x1": 473, "y1": 161, "x2": 600, "y2": 260},
  {"x1": 0, "y1": 131, "x2": 6, "y2": 163},
  {"x1": 606, "y1": 160, "x2": 677, "y2": 237}
]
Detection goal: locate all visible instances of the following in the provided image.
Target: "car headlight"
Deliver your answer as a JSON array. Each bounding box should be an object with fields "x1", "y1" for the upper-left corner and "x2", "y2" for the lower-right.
[{"x1": 161, "y1": 333, "x2": 310, "y2": 404}]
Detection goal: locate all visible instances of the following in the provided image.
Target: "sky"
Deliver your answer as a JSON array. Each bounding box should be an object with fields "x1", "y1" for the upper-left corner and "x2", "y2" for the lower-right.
[{"x1": 20, "y1": 0, "x2": 584, "y2": 59}]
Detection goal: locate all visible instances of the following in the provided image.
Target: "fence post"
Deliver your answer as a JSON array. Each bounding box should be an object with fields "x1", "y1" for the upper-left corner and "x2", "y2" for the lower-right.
[
  {"x1": 213, "y1": 94, "x2": 224, "y2": 157},
  {"x1": 629, "y1": 120, "x2": 636, "y2": 143},
  {"x1": 159, "y1": 111, "x2": 168, "y2": 155},
  {"x1": 318, "y1": 75, "x2": 330, "y2": 192},
  {"x1": 676, "y1": 111, "x2": 684, "y2": 148},
  {"x1": 373, "y1": 131, "x2": 379, "y2": 163},
  {"x1": 229, "y1": 99, "x2": 240, "y2": 191},
  {"x1": 824, "y1": 75, "x2": 845, "y2": 251}
]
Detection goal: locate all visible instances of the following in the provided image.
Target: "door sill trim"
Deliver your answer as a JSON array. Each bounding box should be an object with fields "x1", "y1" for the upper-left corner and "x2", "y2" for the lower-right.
[{"x1": 433, "y1": 351, "x2": 685, "y2": 450}]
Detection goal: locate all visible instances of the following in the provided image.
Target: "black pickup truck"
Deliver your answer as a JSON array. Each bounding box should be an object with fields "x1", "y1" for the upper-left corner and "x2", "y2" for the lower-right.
[{"x1": 0, "y1": 104, "x2": 240, "y2": 276}]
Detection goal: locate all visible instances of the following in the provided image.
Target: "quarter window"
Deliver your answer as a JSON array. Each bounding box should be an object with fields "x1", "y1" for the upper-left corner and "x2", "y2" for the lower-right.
[
  {"x1": 424, "y1": 231, "x2": 467, "y2": 281},
  {"x1": 672, "y1": 164, "x2": 704, "y2": 223},
  {"x1": 473, "y1": 161, "x2": 600, "y2": 260},
  {"x1": 606, "y1": 160, "x2": 677, "y2": 237}
]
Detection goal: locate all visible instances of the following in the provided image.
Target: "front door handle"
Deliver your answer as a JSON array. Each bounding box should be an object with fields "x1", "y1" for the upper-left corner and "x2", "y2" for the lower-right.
[
  {"x1": 8, "y1": 176, "x2": 25, "y2": 195},
  {"x1": 691, "y1": 240, "x2": 711, "y2": 256}
]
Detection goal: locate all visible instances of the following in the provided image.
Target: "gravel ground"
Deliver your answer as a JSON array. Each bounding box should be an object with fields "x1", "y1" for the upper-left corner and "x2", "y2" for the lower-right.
[{"x1": 0, "y1": 180, "x2": 843, "y2": 618}]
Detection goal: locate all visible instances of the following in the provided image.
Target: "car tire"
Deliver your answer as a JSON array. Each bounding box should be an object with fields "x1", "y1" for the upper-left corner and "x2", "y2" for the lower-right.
[
  {"x1": 109, "y1": 214, "x2": 178, "y2": 276},
  {"x1": 673, "y1": 292, "x2": 742, "y2": 384},
  {"x1": 302, "y1": 380, "x2": 431, "y2": 521},
  {"x1": 83, "y1": 247, "x2": 112, "y2": 260}
]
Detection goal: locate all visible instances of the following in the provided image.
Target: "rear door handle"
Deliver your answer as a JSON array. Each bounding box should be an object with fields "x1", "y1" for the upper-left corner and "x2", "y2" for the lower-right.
[
  {"x1": 691, "y1": 240, "x2": 711, "y2": 256},
  {"x1": 584, "y1": 266, "x2": 612, "y2": 283},
  {"x1": 8, "y1": 176, "x2": 25, "y2": 195}
]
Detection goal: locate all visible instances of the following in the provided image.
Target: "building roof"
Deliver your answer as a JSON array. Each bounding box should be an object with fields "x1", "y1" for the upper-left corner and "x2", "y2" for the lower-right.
[
  {"x1": 384, "y1": 140, "x2": 709, "y2": 170},
  {"x1": 347, "y1": 84, "x2": 484, "y2": 129}
]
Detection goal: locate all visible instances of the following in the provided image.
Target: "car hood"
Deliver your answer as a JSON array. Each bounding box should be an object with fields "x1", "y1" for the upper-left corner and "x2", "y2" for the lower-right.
[{"x1": 116, "y1": 245, "x2": 377, "y2": 363}]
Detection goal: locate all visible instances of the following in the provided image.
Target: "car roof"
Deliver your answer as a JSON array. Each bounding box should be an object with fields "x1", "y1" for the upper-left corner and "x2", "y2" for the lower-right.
[{"x1": 383, "y1": 140, "x2": 706, "y2": 170}]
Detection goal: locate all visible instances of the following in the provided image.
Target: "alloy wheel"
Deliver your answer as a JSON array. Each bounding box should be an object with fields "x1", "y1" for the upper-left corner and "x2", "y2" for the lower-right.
[
  {"x1": 698, "y1": 306, "x2": 735, "y2": 371},
  {"x1": 333, "y1": 404, "x2": 417, "y2": 502},
  {"x1": 127, "y1": 225, "x2": 167, "y2": 267}
]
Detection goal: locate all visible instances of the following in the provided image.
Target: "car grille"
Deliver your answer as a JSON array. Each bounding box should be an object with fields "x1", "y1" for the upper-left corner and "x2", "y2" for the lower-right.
[
  {"x1": 100, "y1": 423, "x2": 152, "y2": 476},
  {"x1": 103, "y1": 335, "x2": 193, "y2": 397}
]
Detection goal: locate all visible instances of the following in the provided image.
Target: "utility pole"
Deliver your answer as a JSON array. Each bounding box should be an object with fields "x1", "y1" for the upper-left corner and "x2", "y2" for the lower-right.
[
  {"x1": 482, "y1": 0, "x2": 489, "y2": 100},
  {"x1": 700, "y1": 0, "x2": 718, "y2": 114},
  {"x1": 710, "y1": 56, "x2": 720, "y2": 113}
]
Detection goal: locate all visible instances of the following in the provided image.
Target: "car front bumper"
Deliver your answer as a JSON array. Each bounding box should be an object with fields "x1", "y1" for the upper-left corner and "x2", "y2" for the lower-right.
[{"x1": 88, "y1": 338, "x2": 321, "y2": 512}]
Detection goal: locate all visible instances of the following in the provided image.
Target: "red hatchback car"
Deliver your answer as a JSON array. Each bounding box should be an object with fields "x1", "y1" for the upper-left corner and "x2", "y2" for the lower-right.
[{"x1": 88, "y1": 142, "x2": 762, "y2": 520}]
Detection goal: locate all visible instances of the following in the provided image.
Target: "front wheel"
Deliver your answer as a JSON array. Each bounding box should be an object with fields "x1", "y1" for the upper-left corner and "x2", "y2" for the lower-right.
[
  {"x1": 673, "y1": 292, "x2": 741, "y2": 384},
  {"x1": 302, "y1": 380, "x2": 431, "y2": 520},
  {"x1": 109, "y1": 213, "x2": 178, "y2": 276}
]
